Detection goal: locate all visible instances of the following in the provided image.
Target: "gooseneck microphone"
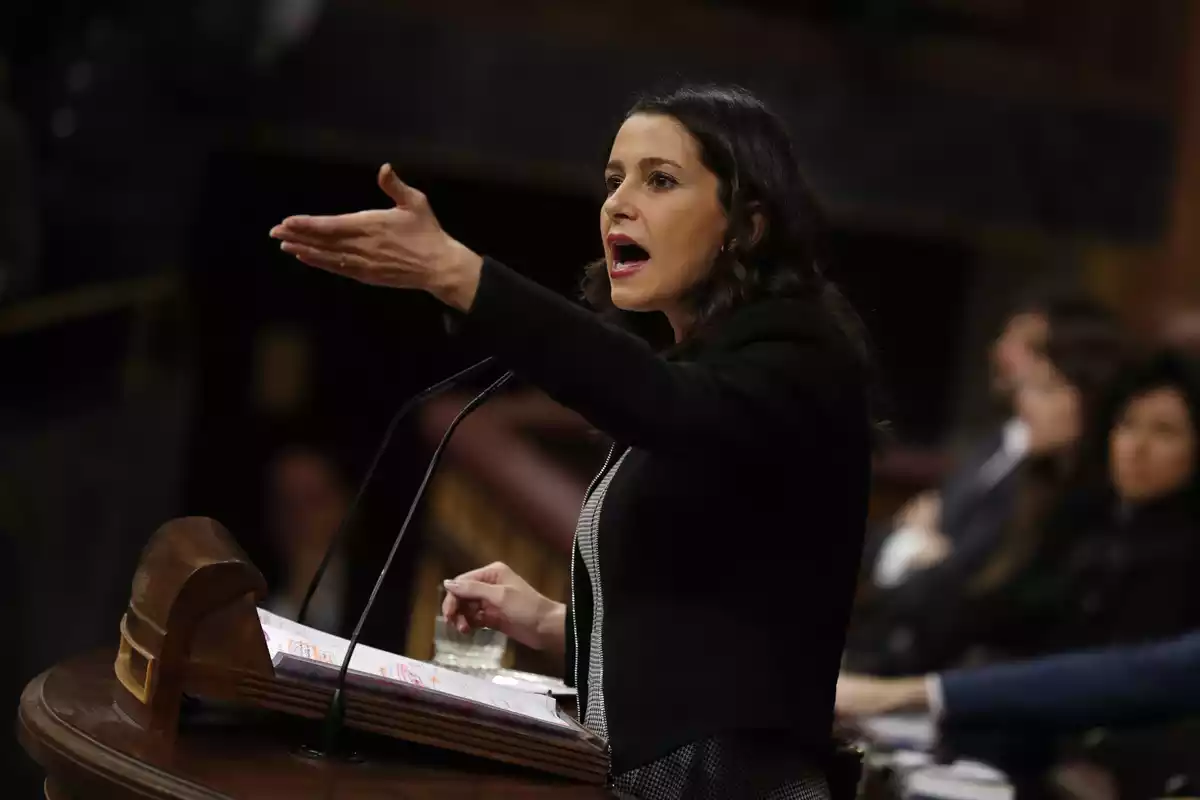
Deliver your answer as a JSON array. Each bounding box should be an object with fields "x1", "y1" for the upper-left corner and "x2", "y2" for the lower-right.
[
  {"x1": 296, "y1": 356, "x2": 498, "y2": 626},
  {"x1": 314, "y1": 368, "x2": 516, "y2": 756}
]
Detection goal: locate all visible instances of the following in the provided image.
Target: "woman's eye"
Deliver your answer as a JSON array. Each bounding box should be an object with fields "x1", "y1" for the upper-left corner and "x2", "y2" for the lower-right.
[
  {"x1": 648, "y1": 171, "x2": 678, "y2": 190},
  {"x1": 604, "y1": 174, "x2": 623, "y2": 194}
]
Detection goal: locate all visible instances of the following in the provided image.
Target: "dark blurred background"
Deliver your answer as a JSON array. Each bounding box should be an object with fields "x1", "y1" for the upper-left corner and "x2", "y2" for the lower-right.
[{"x1": 4, "y1": 1, "x2": 1200, "y2": 796}]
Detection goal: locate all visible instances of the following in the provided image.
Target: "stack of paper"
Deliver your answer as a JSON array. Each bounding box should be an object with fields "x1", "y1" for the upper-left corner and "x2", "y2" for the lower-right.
[
  {"x1": 858, "y1": 713, "x2": 938, "y2": 751},
  {"x1": 903, "y1": 761, "x2": 1013, "y2": 800},
  {"x1": 256, "y1": 608, "x2": 570, "y2": 733}
]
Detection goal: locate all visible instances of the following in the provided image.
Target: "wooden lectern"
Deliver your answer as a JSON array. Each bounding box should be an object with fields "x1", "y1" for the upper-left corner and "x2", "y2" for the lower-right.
[{"x1": 17, "y1": 517, "x2": 611, "y2": 799}]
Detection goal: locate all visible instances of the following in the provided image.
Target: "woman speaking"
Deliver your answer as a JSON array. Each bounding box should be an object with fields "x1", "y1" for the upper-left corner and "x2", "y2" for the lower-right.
[{"x1": 271, "y1": 85, "x2": 874, "y2": 799}]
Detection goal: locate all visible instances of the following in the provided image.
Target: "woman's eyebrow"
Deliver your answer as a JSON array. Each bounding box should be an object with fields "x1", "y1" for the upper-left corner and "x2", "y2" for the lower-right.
[
  {"x1": 638, "y1": 156, "x2": 683, "y2": 170},
  {"x1": 605, "y1": 156, "x2": 684, "y2": 172}
]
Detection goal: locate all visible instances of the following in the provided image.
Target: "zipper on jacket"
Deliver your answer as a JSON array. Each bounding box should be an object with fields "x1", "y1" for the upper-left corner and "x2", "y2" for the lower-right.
[{"x1": 571, "y1": 443, "x2": 616, "y2": 729}]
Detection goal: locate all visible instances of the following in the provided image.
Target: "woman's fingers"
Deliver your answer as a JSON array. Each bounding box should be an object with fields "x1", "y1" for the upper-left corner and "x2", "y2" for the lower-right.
[
  {"x1": 280, "y1": 241, "x2": 369, "y2": 278},
  {"x1": 453, "y1": 562, "x2": 509, "y2": 584},
  {"x1": 440, "y1": 565, "x2": 515, "y2": 633},
  {"x1": 442, "y1": 592, "x2": 478, "y2": 634},
  {"x1": 443, "y1": 578, "x2": 505, "y2": 607},
  {"x1": 451, "y1": 608, "x2": 475, "y2": 633},
  {"x1": 442, "y1": 587, "x2": 489, "y2": 633},
  {"x1": 377, "y1": 163, "x2": 422, "y2": 208},
  {"x1": 276, "y1": 210, "x2": 380, "y2": 240},
  {"x1": 476, "y1": 606, "x2": 508, "y2": 631},
  {"x1": 271, "y1": 227, "x2": 373, "y2": 257}
]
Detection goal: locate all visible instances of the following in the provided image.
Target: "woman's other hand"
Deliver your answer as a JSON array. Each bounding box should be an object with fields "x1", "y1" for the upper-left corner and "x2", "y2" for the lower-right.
[
  {"x1": 442, "y1": 562, "x2": 566, "y2": 657},
  {"x1": 270, "y1": 164, "x2": 483, "y2": 310}
]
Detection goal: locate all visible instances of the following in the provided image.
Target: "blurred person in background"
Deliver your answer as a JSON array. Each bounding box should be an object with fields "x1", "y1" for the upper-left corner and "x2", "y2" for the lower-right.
[
  {"x1": 272, "y1": 84, "x2": 876, "y2": 800},
  {"x1": 844, "y1": 312, "x2": 1128, "y2": 675},
  {"x1": 863, "y1": 295, "x2": 1117, "y2": 594},
  {"x1": 837, "y1": 350, "x2": 1200, "y2": 797},
  {"x1": 835, "y1": 631, "x2": 1200, "y2": 798},
  {"x1": 261, "y1": 442, "x2": 351, "y2": 633},
  {"x1": 969, "y1": 349, "x2": 1200, "y2": 659}
]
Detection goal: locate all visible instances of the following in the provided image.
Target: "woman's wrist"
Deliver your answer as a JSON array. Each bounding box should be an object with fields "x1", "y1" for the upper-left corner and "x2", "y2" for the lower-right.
[
  {"x1": 535, "y1": 601, "x2": 567, "y2": 659},
  {"x1": 428, "y1": 237, "x2": 483, "y2": 311}
]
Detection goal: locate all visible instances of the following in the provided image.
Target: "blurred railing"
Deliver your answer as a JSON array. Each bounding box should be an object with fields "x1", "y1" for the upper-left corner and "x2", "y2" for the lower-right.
[
  {"x1": 0, "y1": 273, "x2": 179, "y2": 337},
  {"x1": 0, "y1": 273, "x2": 184, "y2": 398}
]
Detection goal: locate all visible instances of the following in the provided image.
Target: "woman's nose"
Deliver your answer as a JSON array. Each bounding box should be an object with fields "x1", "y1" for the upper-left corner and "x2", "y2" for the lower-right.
[{"x1": 603, "y1": 188, "x2": 637, "y2": 222}]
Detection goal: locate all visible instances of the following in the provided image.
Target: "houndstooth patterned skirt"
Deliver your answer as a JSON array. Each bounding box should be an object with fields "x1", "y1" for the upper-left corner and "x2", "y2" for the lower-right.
[
  {"x1": 609, "y1": 735, "x2": 830, "y2": 799},
  {"x1": 577, "y1": 450, "x2": 830, "y2": 800}
]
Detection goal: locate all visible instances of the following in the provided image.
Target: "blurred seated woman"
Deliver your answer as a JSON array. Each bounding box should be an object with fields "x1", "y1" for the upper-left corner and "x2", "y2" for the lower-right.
[
  {"x1": 979, "y1": 349, "x2": 1200, "y2": 657},
  {"x1": 865, "y1": 295, "x2": 1116, "y2": 592},
  {"x1": 835, "y1": 631, "x2": 1200, "y2": 799},
  {"x1": 842, "y1": 320, "x2": 1127, "y2": 675},
  {"x1": 837, "y1": 350, "x2": 1200, "y2": 798}
]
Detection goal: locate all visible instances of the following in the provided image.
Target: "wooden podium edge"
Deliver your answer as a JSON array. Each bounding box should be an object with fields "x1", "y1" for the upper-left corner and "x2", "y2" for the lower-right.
[{"x1": 18, "y1": 660, "x2": 227, "y2": 800}]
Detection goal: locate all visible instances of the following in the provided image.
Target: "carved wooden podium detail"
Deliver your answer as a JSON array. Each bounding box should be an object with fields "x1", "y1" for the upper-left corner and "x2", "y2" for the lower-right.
[
  {"x1": 114, "y1": 517, "x2": 273, "y2": 738},
  {"x1": 108, "y1": 516, "x2": 609, "y2": 785}
]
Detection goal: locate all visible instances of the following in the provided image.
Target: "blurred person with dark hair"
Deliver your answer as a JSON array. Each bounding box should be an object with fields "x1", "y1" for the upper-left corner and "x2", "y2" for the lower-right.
[
  {"x1": 967, "y1": 350, "x2": 1200, "y2": 658},
  {"x1": 262, "y1": 442, "x2": 351, "y2": 633},
  {"x1": 865, "y1": 293, "x2": 1119, "y2": 594},
  {"x1": 834, "y1": 631, "x2": 1200, "y2": 798},
  {"x1": 272, "y1": 85, "x2": 875, "y2": 799},
  {"x1": 837, "y1": 350, "x2": 1200, "y2": 795},
  {"x1": 845, "y1": 311, "x2": 1129, "y2": 675}
]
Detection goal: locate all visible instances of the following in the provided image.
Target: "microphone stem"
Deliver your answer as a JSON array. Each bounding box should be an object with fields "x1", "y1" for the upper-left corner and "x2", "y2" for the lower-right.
[
  {"x1": 296, "y1": 357, "x2": 496, "y2": 626},
  {"x1": 315, "y1": 370, "x2": 515, "y2": 756}
]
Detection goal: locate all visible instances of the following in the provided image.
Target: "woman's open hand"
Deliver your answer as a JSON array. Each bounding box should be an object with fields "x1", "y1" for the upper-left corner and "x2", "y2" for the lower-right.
[
  {"x1": 442, "y1": 562, "x2": 566, "y2": 657},
  {"x1": 269, "y1": 164, "x2": 483, "y2": 310}
]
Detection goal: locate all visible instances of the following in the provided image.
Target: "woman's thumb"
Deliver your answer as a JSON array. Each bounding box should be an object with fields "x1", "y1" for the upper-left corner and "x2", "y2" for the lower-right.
[
  {"x1": 377, "y1": 163, "x2": 415, "y2": 206},
  {"x1": 443, "y1": 579, "x2": 503, "y2": 606}
]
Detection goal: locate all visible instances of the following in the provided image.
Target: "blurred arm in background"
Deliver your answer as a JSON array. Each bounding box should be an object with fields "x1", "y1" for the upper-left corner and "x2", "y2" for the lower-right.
[{"x1": 836, "y1": 629, "x2": 1200, "y2": 730}]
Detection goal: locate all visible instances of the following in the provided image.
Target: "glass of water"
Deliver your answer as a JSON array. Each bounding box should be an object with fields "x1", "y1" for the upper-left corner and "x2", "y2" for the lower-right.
[{"x1": 432, "y1": 615, "x2": 507, "y2": 673}]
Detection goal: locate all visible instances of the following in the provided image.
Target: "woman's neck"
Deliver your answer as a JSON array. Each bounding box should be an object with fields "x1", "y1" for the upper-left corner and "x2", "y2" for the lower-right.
[{"x1": 663, "y1": 306, "x2": 695, "y2": 343}]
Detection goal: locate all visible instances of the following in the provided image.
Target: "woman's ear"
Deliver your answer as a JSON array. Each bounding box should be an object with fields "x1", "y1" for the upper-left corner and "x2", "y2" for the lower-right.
[{"x1": 747, "y1": 202, "x2": 767, "y2": 247}]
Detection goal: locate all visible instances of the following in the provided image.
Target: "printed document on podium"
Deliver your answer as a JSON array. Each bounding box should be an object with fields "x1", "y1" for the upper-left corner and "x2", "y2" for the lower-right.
[{"x1": 256, "y1": 608, "x2": 570, "y2": 731}]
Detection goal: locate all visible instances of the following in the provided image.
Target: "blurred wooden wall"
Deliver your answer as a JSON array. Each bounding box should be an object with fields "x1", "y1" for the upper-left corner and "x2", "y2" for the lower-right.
[{"x1": 1081, "y1": 2, "x2": 1200, "y2": 338}]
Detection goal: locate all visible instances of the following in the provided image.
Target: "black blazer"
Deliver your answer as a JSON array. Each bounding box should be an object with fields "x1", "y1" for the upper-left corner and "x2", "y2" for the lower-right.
[{"x1": 456, "y1": 258, "x2": 871, "y2": 773}]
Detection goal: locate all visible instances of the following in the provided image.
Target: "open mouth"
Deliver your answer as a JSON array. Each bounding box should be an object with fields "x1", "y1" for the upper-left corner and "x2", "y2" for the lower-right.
[{"x1": 610, "y1": 240, "x2": 650, "y2": 277}]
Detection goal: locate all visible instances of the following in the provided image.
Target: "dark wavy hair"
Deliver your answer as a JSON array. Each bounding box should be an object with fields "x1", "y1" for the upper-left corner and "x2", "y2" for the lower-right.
[
  {"x1": 582, "y1": 84, "x2": 874, "y2": 373},
  {"x1": 991, "y1": 349, "x2": 1200, "y2": 595},
  {"x1": 971, "y1": 312, "x2": 1130, "y2": 593},
  {"x1": 1042, "y1": 305, "x2": 1132, "y2": 467},
  {"x1": 1084, "y1": 349, "x2": 1200, "y2": 509}
]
